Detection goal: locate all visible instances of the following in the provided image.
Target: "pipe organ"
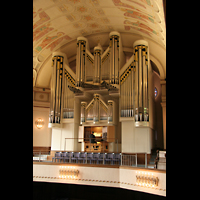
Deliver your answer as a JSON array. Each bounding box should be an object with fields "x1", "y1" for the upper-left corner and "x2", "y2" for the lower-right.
[
  {"x1": 93, "y1": 94, "x2": 100, "y2": 123},
  {"x1": 120, "y1": 61, "x2": 134, "y2": 118},
  {"x1": 81, "y1": 101, "x2": 87, "y2": 124},
  {"x1": 119, "y1": 40, "x2": 149, "y2": 123},
  {"x1": 109, "y1": 32, "x2": 120, "y2": 85},
  {"x1": 107, "y1": 100, "x2": 114, "y2": 123},
  {"x1": 48, "y1": 32, "x2": 156, "y2": 154},
  {"x1": 75, "y1": 31, "x2": 121, "y2": 87},
  {"x1": 76, "y1": 37, "x2": 86, "y2": 87},
  {"x1": 133, "y1": 41, "x2": 149, "y2": 122},
  {"x1": 101, "y1": 48, "x2": 110, "y2": 81},
  {"x1": 49, "y1": 52, "x2": 75, "y2": 127},
  {"x1": 49, "y1": 33, "x2": 151, "y2": 128},
  {"x1": 63, "y1": 68, "x2": 75, "y2": 119},
  {"x1": 85, "y1": 50, "x2": 94, "y2": 82},
  {"x1": 49, "y1": 54, "x2": 65, "y2": 124},
  {"x1": 80, "y1": 94, "x2": 114, "y2": 125},
  {"x1": 94, "y1": 46, "x2": 102, "y2": 84}
]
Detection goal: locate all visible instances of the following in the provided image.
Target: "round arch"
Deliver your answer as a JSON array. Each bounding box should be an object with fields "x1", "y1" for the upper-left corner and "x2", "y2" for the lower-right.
[{"x1": 149, "y1": 54, "x2": 165, "y2": 79}]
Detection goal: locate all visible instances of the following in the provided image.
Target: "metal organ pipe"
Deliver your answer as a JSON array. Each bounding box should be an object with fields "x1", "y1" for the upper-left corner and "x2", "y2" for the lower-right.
[
  {"x1": 76, "y1": 37, "x2": 86, "y2": 87},
  {"x1": 108, "y1": 100, "x2": 113, "y2": 123},
  {"x1": 138, "y1": 48, "x2": 143, "y2": 121},
  {"x1": 134, "y1": 47, "x2": 139, "y2": 121},
  {"x1": 94, "y1": 46, "x2": 102, "y2": 84},
  {"x1": 130, "y1": 68, "x2": 132, "y2": 117},
  {"x1": 120, "y1": 59, "x2": 134, "y2": 118},
  {"x1": 93, "y1": 94, "x2": 100, "y2": 124},
  {"x1": 131, "y1": 62, "x2": 134, "y2": 117},
  {"x1": 142, "y1": 47, "x2": 148, "y2": 121},
  {"x1": 81, "y1": 102, "x2": 87, "y2": 124},
  {"x1": 109, "y1": 32, "x2": 120, "y2": 85},
  {"x1": 49, "y1": 53, "x2": 65, "y2": 124},
  {"x1": 133, "y1": 40, "x2": 149, "y2": 122}
]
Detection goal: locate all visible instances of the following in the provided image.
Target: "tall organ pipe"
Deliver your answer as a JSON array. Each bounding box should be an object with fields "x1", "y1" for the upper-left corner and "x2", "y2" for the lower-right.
[
  {"x1": 49, "y1": 52, "x2": 65, "y2": 124},
  {"x1": 76, "y1": 37, "x2": 86, "y2": 87},
  {"x1": 133, "y1": 40, "x2": 149, "y2": 122},
  {"x1": 134, "y1": 46, "x2": 139, "y2": 121},
  {"x1": 81, "y1": 102, "x2": 87, "y2": 124},
  {"x1": 108, "y1": 100, "x2": 113, "y2": 123},
  {"x1": 94, "y1": 46, "x2": 102, "y2": 84},
  {"x1": 93, "y1": 94, "x2": 99, "y2": 123},
  {"x1": 138, "y1": 48, "x2": 143, "y2": 121},
  {"x1": 109, "y1": 32, "x2": 120, "y2": 84}
]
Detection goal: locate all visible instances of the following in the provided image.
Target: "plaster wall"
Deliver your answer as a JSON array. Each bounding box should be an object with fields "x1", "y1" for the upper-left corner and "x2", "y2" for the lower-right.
[{"x1": 33, "y1": 107, "x2": 51, "y2": 147}]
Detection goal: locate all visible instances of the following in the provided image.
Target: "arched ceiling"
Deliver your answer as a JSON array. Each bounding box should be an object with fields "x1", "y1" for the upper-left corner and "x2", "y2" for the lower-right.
[{"x1": 33, "y1": 0, "x2": 166, "y2": 88}]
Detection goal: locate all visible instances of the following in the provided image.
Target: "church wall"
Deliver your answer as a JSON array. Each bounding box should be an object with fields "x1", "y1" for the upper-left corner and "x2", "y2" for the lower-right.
[
  {"x1": 121, "y1": 120, "x2": 153, "y2": 154},
  {"x1": 51, "y1": 123, "x2": 74, "y2": 151},
  {"x1": 135, "y1": 127, "x2": 153, "y2": 153},
  {"x1": 148, "y1": 57, "x2": 155, "y2": 130},
  {"x1": 33, "y1": 106, "x2": 51, "y2": 147},
  {"x1": 153, "y1": 72, "x2": 163, "y2": 149},
  {"x1": 121, "y1": 121, "x2": 135, "y2": 153},
  {"x1": 51, "y1": 128, "x2": 62, "y2": 150},
  {"x1": 51, "y1": 98, "x2": 81, "y2": 151}
]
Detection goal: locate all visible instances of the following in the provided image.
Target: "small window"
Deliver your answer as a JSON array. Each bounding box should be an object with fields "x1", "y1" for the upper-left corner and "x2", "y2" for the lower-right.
[{"x1": 154, "y1": 87, "x2": 158, "y2": 98}]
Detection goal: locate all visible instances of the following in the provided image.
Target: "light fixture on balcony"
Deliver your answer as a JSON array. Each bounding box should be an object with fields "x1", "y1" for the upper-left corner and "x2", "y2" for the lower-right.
[
  {"x1": 136, "y1": 171, "x2": 159, "y2": 188},
  {"x1": 59, "y1": 166, "x2": 79, "y2": 179},
  {"x1": 35, "y1": 118, "x2": 44, "y2": 129}
]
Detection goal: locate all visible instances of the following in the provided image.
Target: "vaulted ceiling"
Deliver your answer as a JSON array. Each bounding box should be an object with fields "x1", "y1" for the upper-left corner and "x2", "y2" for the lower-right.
[{"x1": 33, "y1": 0, "x2": 166, "y2": 88}]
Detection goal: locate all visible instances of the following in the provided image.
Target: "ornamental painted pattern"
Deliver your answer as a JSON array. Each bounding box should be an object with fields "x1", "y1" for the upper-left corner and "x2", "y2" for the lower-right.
[
  {"x1": 33, "y1": 9, "x2": 50, "y2": 30},
  {"x1": 33, "y1": 23, "x2": 54, "y2": 42},
  {"x1": 124, "y1": 20, "x2": 157, "y2": 35},
  {"x1": 35, "y1": 32, "x2": 64, "y2": 53},
  {"x1": 33, "y1": 0, "x2": 165, "y2": 80}
]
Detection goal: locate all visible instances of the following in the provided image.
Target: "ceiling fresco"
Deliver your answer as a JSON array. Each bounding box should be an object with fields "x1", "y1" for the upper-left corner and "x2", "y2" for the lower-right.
[{"x1": 33, "y1": 0, "x2": 166, "y2": 87}]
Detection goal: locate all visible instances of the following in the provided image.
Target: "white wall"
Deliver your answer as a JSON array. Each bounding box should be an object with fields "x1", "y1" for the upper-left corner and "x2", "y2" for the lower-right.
[
  {"x1": 51, "y1": 123, "x2": 74, "y2": 151},
  {"x1": 121, "y1": 120, "x2": 153, "y2": 153},
  {"x1": 135, "y1": 127, "x2": 153, "y2": 153},
  {"x1": 121, "y1": 121, "x2": 135, "y2": 153},
  {"x1": 33, "y1": 107, "x2": 52, "y2": 147},
  {"x1": 51, "y1": 97, "x2": 82, "y2": 151},
  {"x1": 148, "y1": 61, "x2": 155, "y2": 130}
]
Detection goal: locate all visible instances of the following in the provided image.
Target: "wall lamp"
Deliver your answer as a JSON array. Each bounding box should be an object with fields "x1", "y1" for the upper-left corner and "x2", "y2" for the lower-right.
[{"x1": 35, "y1": 118, "x2": 44, "y2": 129}]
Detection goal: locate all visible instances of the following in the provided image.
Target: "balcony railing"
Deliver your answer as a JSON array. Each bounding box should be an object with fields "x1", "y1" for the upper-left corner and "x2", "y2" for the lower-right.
[{"x1": 33, "y1": 138, "x2": 165, "y2": 169}]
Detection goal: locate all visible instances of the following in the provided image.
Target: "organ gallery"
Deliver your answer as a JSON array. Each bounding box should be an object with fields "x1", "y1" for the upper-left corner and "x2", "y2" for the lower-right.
[{"x1": 46, "y1": 31, "x2": 163, "y2": 154}]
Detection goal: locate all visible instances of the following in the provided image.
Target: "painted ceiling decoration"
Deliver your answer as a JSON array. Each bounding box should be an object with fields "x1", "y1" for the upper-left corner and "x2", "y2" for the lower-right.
[{"x1": 33, "y1": 0, "x2": 166, "y2": 88}]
